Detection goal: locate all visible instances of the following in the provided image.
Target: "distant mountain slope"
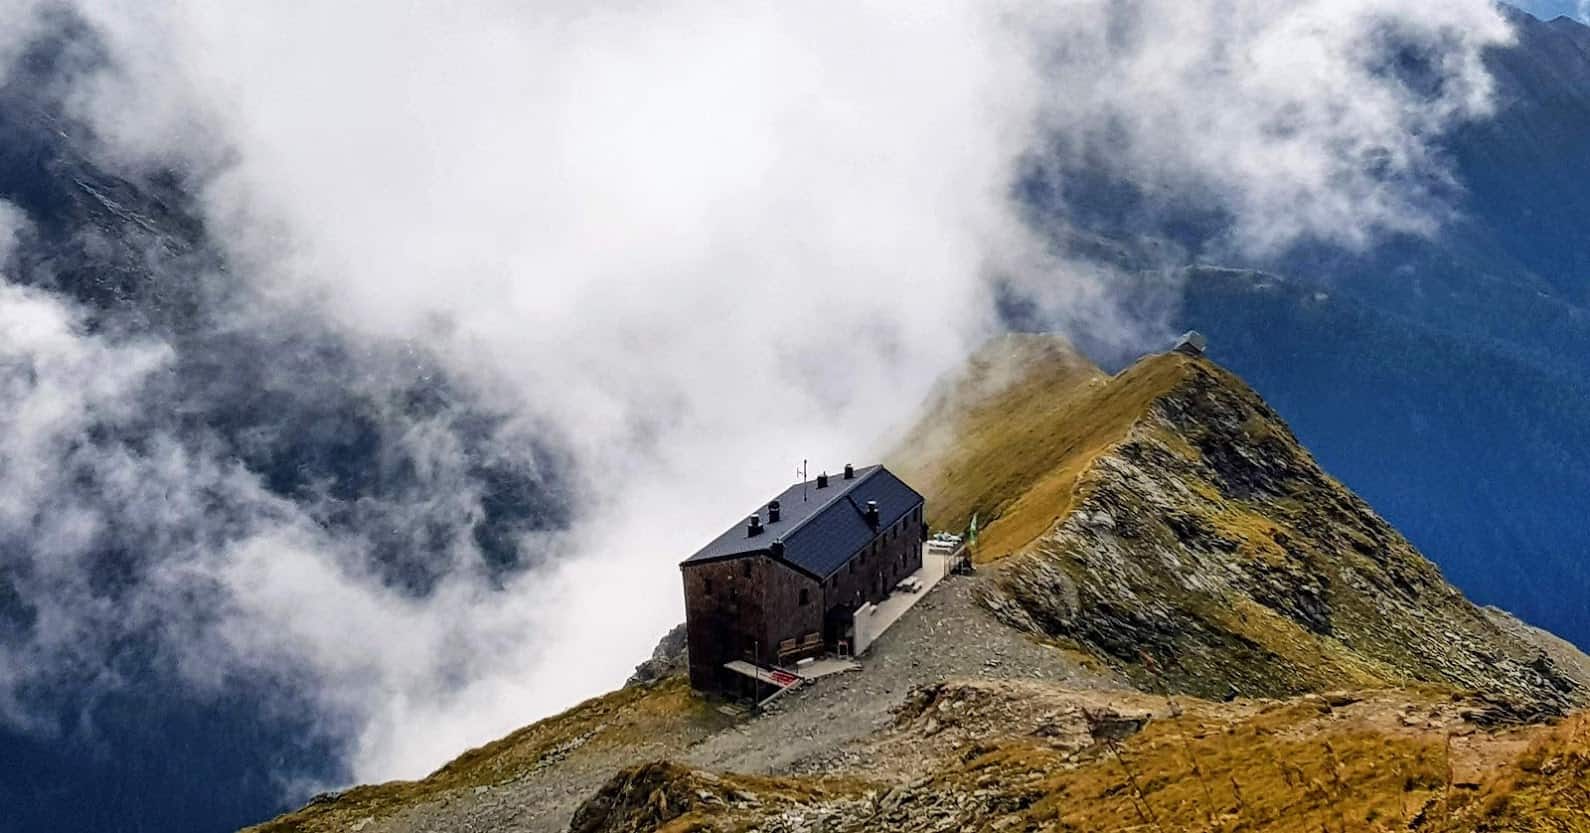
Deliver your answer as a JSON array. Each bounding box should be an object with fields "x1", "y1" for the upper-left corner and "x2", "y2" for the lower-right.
[
  {"x1": 1230, "y1": 10, "x2": 1590, "y2": 650},
  {"x1": 1031, "y1": 8, "x2": 1590, "y2": 653},
  {"x1": 1172, "y1": 267, "x2": 1590, "y2": 652},
  {"x1": 0, "y1": 26, "x2": 572, "y2": 833}
]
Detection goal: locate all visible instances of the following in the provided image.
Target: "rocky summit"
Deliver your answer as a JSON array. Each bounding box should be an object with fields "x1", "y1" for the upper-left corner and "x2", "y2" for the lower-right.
[
  {"x1": 248, "y1": 335, "x2": 1590, "y2": 833},
  {"x1": 978, "y1": 352, "x2": 1587, "y2": 715}
]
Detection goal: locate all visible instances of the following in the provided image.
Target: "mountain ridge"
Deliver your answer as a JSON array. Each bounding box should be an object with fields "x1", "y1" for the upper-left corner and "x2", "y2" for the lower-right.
[
  {"x1": 969, "y1": 350, "x2": 1585, "y2": 713},
  {"x1": 245, "y1": 335, "x2": 1590, "y2": 833},
  {"x1": 1164, "y1": 7, "x2": 1590, "y2": 652},
  {"x1": 1026, "y1": 7, "x2": 1590, "y2": 654}
]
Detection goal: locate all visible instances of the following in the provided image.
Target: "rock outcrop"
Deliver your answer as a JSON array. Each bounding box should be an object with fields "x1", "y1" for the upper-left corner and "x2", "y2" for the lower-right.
[
  {"x1": 625, "y1": 622, "x2": 688, "y2": 688},
  {"x1": 976, "y1": 353, "x2": 1589, "y2": 714},
  {"x1": 570, "y1": 680, "x2": 1590, "y2": 833}
]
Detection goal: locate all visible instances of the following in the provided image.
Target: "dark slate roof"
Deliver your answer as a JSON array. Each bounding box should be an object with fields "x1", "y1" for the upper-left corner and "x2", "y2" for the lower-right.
[{"x1": 681, "y1": 465, "x2": 924, "y2": 579}]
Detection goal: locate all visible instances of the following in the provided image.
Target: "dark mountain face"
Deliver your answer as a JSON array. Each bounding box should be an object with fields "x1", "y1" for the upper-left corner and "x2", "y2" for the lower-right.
[
  {"x1": 1027, "y1": 9, "x2": 1590, "y2": 651},
  {"x1": 1197, "y1": 9, "x2": 1590, "y2": 649},
  {"x1": 0, "y1": 28, "x2": 573, "y2": 833},
  {"x1": 1169, "y1": 268, "x2": 1590, "y2": 647}
]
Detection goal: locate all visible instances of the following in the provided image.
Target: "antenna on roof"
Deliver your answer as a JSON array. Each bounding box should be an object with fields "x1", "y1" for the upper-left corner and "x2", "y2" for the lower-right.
[{"x1": 800, "y1": 459, "x2": 809, "y2": 502}]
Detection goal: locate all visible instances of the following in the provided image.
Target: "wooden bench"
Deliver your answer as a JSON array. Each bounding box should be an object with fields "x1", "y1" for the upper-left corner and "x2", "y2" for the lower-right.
[{"x1": 776, "y1": 633, "x2": 825, "y2": 664}]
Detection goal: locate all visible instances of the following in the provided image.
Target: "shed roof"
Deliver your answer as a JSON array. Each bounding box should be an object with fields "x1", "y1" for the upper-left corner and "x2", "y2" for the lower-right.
[
  {"x1": 681, "y1": 465, "x2": 924, "y2": 579},
  {"x1": 1175, "y1": 330, "x2": 1208, "y2": 355}
]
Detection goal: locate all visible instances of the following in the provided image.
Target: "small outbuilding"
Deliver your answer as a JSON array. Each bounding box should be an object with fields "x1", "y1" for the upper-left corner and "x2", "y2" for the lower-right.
[
  {"x1": 1174, "y1": 330, "x2": 1208, "y2": 357},
  {"x1": 679, "y1": 464, "x2": 925, "y2": 696}
]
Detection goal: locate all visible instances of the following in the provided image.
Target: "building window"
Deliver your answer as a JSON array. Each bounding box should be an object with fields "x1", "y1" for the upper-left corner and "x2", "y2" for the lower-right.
[
  {"x1": 742, "y1": 561, "x2": 752, "y2": 578},
  {"x1": 799, "y1": 589, "x2": 810, "y2": 606},
  {"x1": 849, "y1": 561, "x2": 855, "y2": 575},
  {"x1": 704, "y1": 578, "x2": 713, "y2": 595}
]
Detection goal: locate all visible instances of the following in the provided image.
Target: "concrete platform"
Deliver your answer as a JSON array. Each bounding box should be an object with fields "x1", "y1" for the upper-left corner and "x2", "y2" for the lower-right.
[
  {"x1": 853, "y1": 550, "x2": 956, "y2": 655},
  {"x1": 795, "y1": 657, "x2": 861, "y2": 681},
  {"x1": 724, "y1": 660, "x2": 801, "y2": 688}
]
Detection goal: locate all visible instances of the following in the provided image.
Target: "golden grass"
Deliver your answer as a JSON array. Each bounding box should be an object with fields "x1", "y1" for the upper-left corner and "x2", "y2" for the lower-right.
[
  {"x1": 1203, "y1": 596, "x2": 1399, "y2": 691},
  {"x1": 926, "y1": 695, "x2": 1588, "y2": 833},
  {"x1": 889, "y1": 334, "x2": 1194, "y2": 564},
  {"x1": 1443, "y1": 712, "x2": 1590, "y2": 832},
  {"x1": 587, "y1": 691, "x2": 1590, "y2": 833}
]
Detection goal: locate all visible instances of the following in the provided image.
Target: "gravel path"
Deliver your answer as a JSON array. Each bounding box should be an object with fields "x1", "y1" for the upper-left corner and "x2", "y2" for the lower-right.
[
  {"x1": 348, "y1": 571, "x2": 1121, "y2": 833},
  {"x1": 683, "y1": 572, "x2": 1122, "y2": 777}
]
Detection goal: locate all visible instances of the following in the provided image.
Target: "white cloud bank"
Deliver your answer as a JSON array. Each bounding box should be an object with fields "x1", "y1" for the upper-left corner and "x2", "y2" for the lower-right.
[
  {"x1": 0, "y1": 0, "x2": 1514, "y2": 787},
  {"x1": 1027, "y1": 0, "x2": 1511, "y2": 254}
]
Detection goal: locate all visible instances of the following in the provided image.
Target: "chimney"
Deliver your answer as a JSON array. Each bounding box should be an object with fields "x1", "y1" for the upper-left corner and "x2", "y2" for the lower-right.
[
  {"x1": 843, "y1": 463, "x2": 855, "y2": 480},
  {"x1": 865, "y1": 500, "x2": 879, "y2": 526},
  {"x1": 770, "y1": 540, "x2": 785, "y2": 558},
  {"x1": 816, "y1": 471, "x2": 829, "y2": 489},
  {"x1": 747, "y1": 514, "x2": 763, "y2": 537},
  {"x1": 768, "y1": 500, "x2": 781, "y2": 523}
]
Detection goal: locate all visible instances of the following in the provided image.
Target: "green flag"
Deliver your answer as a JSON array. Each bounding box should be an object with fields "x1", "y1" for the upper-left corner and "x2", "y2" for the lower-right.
[{"x1": 967, "y1": 512, "x2": 979, "y2": 549}]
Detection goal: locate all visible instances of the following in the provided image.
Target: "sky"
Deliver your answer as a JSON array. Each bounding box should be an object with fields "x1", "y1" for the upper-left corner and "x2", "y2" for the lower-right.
[
  {"x1": 0, "y1": 0, "x2": 1520, "y2": 793},
  {"x1": 1509, "y1": 0, "x2": 1589, "y2": 22}
]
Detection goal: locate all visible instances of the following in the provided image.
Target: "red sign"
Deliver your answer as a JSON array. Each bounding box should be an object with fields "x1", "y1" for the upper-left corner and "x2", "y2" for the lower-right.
[{"x1": 769, "y1": 670, "x2": 800, "y2": 687}]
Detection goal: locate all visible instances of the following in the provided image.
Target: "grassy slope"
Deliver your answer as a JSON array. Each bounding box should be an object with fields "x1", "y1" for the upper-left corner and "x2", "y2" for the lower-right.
[
  {"x1": 577, "y1": 684, "x2": 1590, "y2": 833},
  {"x1": 898, "y1": 334, "x2": 1589, "y2": 709},
  {"x1": 889, "y1": 334, "x2": 1187, "y2": 562},
  {"x1": 927, "y1": 695, "x2": 1570, "y2": 833},
  {"x1": 939, "y1": 702, "x2": 1590, "y2": 833},
  {"x1": 245, "y1": 678, "x2": 716, "y2": 833}
]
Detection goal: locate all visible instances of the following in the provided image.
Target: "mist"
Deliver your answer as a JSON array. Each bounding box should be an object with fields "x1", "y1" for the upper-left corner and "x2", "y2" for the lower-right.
[{"x1": 0, "y1": 0, "x2": 1513, "y2": 792}]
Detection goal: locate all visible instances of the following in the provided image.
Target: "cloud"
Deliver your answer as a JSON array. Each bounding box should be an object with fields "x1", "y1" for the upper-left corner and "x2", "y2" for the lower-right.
[
  {"x1": 0, "y1": 0, "x2": 1515, "y2": 792},
  {"x1": 5, "y1": 0, "x2": 1048, "y2": 783},
  {"x1": 1020, "y1": 0, "x2": 1513, "y2": 255},
  {"x1": 0, "y1": 238, "x2": 174, "y2": 718}
]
